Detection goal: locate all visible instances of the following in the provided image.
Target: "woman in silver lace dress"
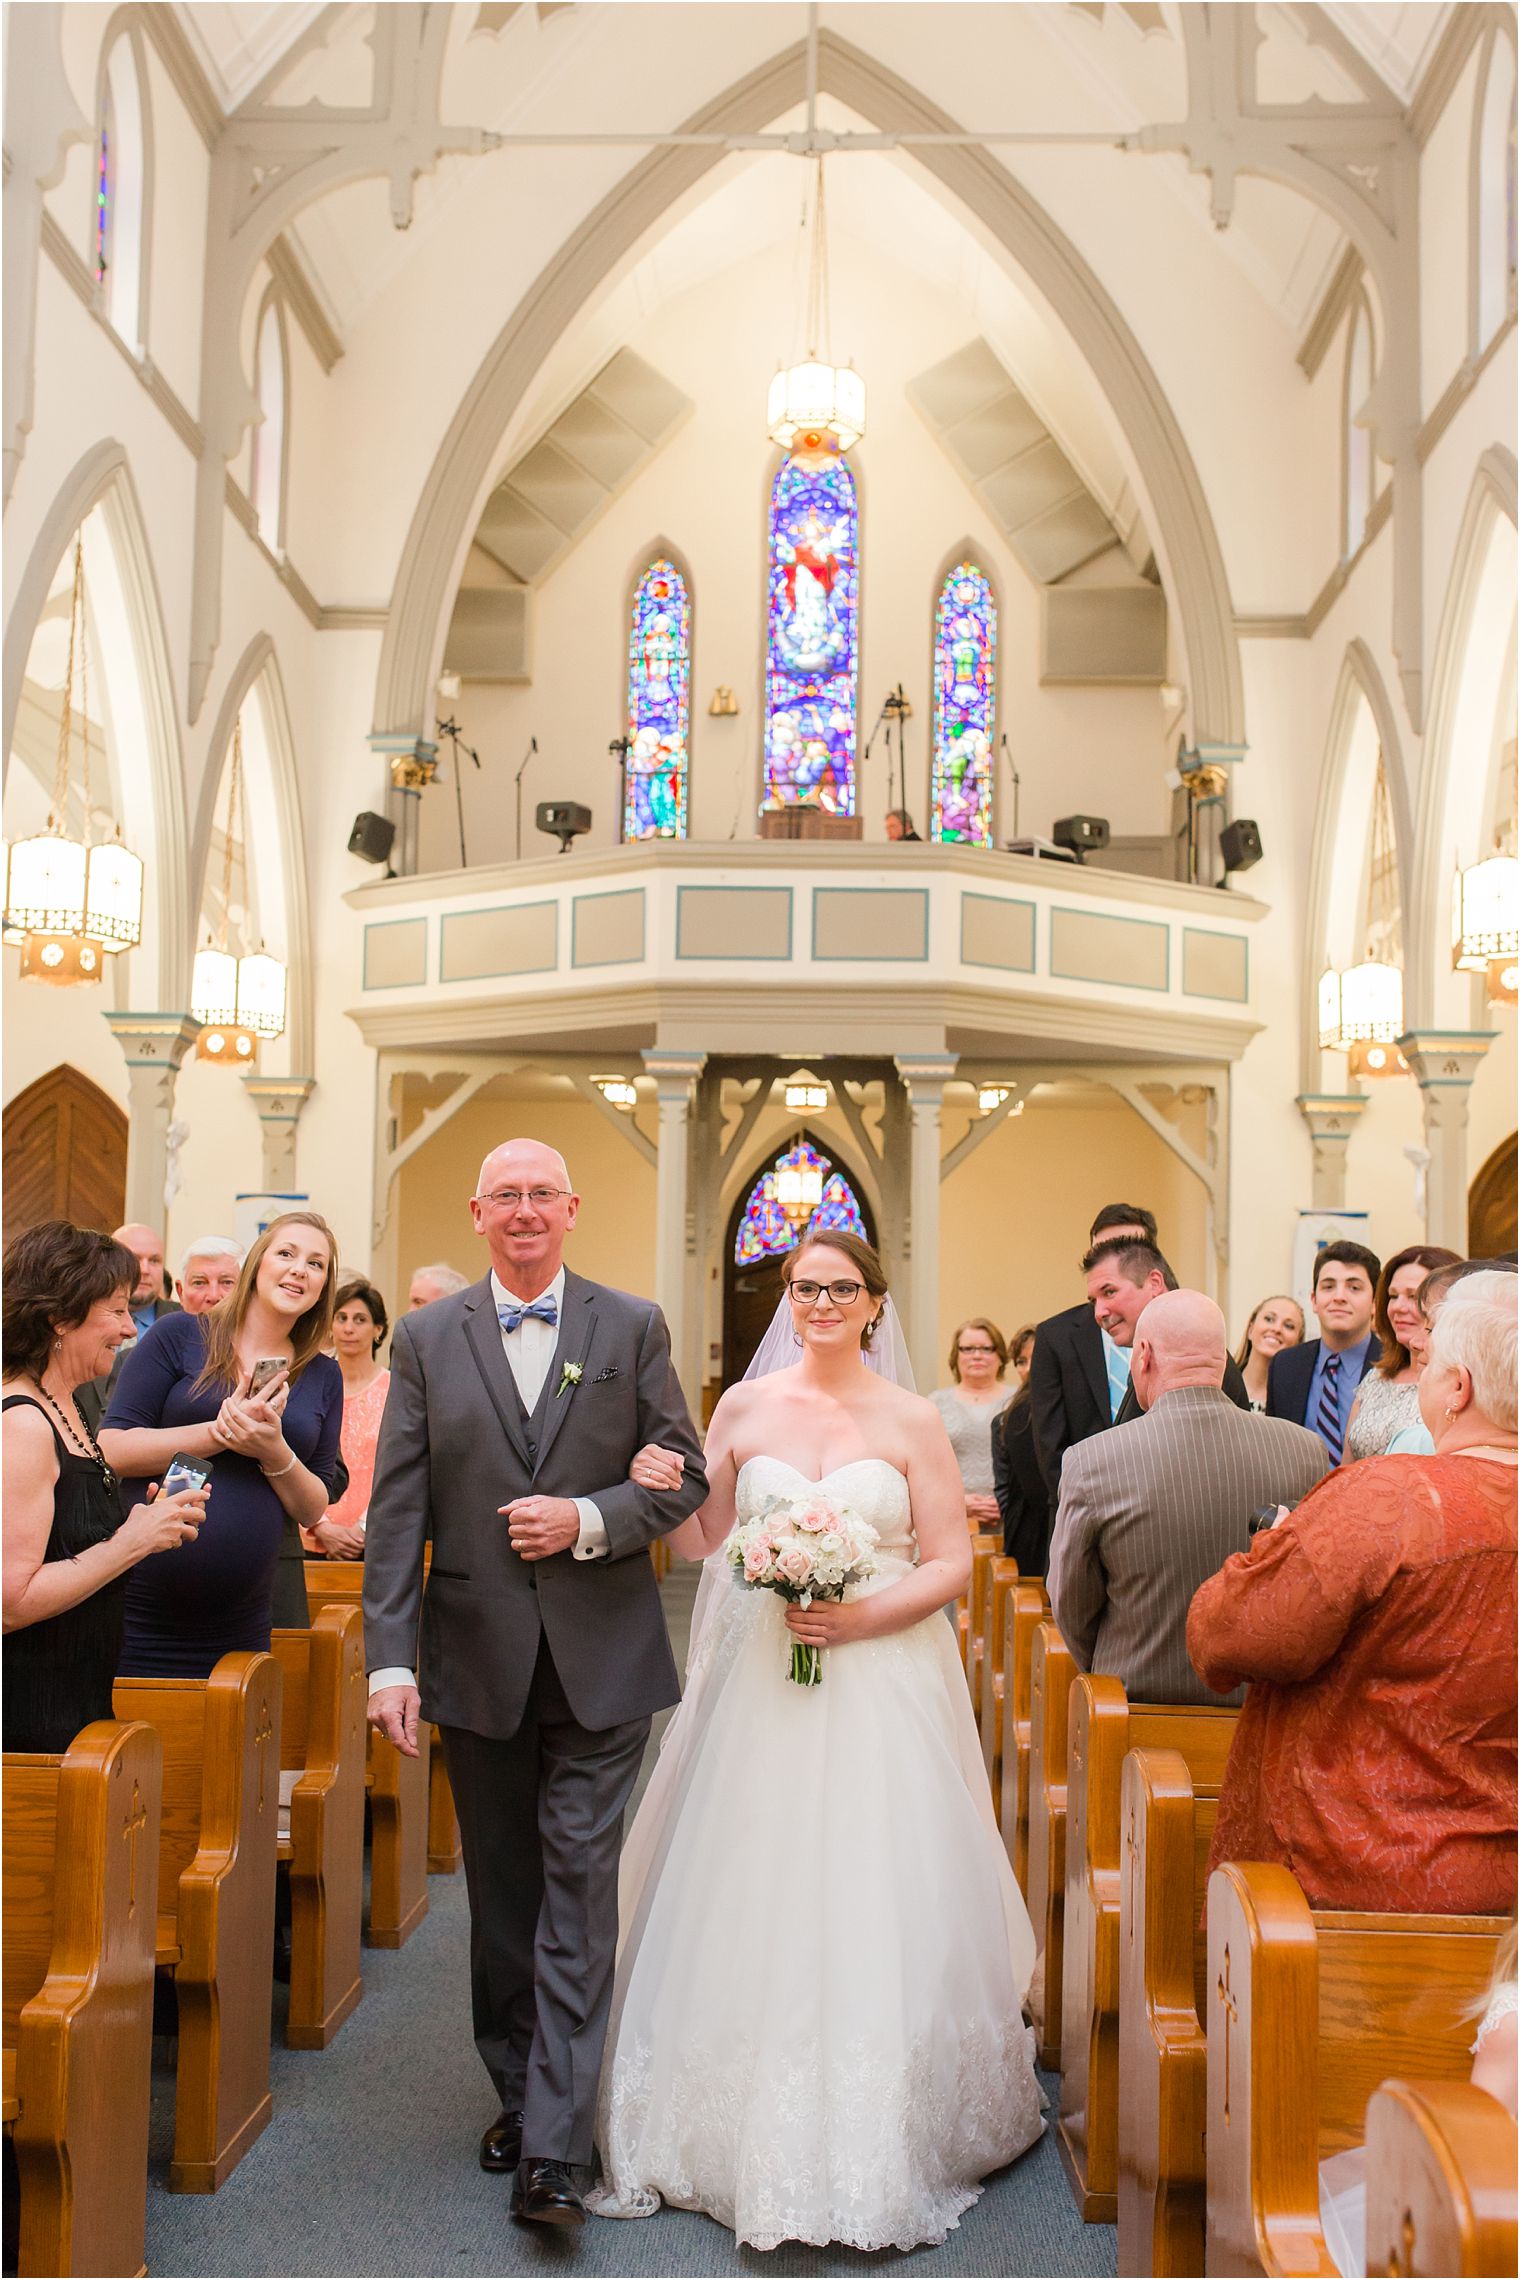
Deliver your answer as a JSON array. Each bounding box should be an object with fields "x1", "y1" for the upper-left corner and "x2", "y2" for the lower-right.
[{"x1": 1343, "y1": 1243, "x2": 1460, "y2": 1462}]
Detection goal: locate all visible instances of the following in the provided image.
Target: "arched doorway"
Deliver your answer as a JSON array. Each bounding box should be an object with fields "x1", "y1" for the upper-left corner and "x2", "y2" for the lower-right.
[
  {"x1": 722, "y1": 1131, "x2": 875, "y2": 1386},
  {"x1": 1469, "y1": 1132, "x2": 1517, "y2": 1257},
  {"x1": 2, "y1": 1065, "x2": 127, "y2": 1246}
]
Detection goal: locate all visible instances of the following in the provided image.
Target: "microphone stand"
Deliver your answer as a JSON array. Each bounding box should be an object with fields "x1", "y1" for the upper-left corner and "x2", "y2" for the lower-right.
[
  {"x1": 436, "y1": 716, "x2": 481, "y2": 870},
  {"x1": 609, "y1": 737, "x2": 632, "y2": 843},
  {"x1": 883, "y1": 685, "x2": 911, "y2": 820},
  {"x1": 513, "y1": 737, "x2": 537, "y2": 862},
  {"x1": 1001, "y1": 732, "x2": 1021, "y2": 843},
  {"x1": 861, "y1": 697, "x2": 889, "y2": 820}
]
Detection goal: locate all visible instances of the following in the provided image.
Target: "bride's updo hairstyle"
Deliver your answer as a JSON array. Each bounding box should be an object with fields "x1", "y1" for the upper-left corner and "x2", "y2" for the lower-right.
[{"x1": 782, "y1": 1230, "x2": 889, "y2": 1349}]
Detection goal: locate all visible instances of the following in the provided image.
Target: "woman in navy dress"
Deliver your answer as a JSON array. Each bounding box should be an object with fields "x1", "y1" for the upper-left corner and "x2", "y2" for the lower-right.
[{"x1": 101, "y1": 1213, "x2": 342, "y2": 1677}]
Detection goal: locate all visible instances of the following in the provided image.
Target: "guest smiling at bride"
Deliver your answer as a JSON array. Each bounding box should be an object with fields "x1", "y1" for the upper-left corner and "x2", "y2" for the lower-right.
[{"x1": 593, "y1": 1229, "x2": 1043, "y2": 2252}]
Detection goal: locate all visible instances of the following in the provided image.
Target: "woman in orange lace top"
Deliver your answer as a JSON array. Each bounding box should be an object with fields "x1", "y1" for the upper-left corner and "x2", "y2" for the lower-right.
[
  {"x1": 303, "y1": 1278, "x2": 390, "y2": 1559},
  {"x1": 1188, "y1": 1271, "x2": 1517, "y2": 1916}
]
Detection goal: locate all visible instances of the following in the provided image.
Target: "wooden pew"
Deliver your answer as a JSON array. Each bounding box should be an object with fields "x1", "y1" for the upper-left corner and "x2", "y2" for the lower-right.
[
  {"x1": 998, "y1": 1582, "x2": 1048, "y2": 1889},
  {"x1": 1204, "y1": 1861, "x2": 1506, "y2": 2278},
  {"x1": 1117, "y1": 1745, "x2": 1215, "y2": 2275},
  {"x1": 427, "y1": 1730, "x2": 462, "y2": 1874},
  {"x1": 113, "y1": 1651, "x2": 282, "y2": 2192},
  {"x1": 4, "y1": 1719, "x2": 161, "y2": 2278},
  {"x1": 304, "y1": 1560, "x2": 430, "y2": 1948},
  {"x1": 1058, "y1": 1682, "x2": 1237, "y2": 2223},
  {"x1": 270, "y1": 1605, "x2": 366, "y2": 2048},
  {"x1": 1365, "y1": 2078, "x2": 1518, "y2": 2277},
  {"x1": 1025, "y1": 1620, "x2": 1076, "y2": 2069},
  {"x1": 978, "y1": 1557, "x2": 1022, "y2": 1801},
  {"x1": 965, "y1": 1531, "x2": 1003, "y2": 1722}
]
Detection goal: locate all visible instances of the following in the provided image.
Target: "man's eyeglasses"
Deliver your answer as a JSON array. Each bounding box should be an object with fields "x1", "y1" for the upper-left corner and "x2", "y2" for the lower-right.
[
  {"x1": 479, "y1": 1187, "x2": 570, "y2": 1210},
  {"x1": 788, "y1": 1279, "x2": 866, "y2": 1306}
]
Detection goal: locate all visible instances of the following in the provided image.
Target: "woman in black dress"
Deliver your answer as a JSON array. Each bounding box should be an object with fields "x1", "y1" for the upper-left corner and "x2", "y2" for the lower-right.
[
  {"x1": 2, "y1": 1222, "x2": 210, "y2": 1751},
  {"x1": 101, "y1": 1212, "x2": 342, "y2": 1676}
]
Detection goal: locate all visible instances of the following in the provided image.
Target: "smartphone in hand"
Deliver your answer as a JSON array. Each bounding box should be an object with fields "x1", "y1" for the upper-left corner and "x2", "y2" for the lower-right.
[
  {"x1": 249, "y1": 1358, "x2": 285, "y2": 1396},
  {"x1": 162, "y1": 1452, "x2": 212, "y2": 1499}
]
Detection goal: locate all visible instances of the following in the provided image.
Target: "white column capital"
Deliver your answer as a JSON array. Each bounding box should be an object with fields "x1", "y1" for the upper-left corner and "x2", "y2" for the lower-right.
[
  {"x1": 104, "y1": 1013, "x2": 201, "y2": 1224},
  {"x1": 1396, "y1": 1031, "x2": 1498, "y2": 1249},
  {"x1": 894, "y1": 1052, "x2": 958, "y2": 1102},
  {"x1": 1295, "y1": 1092, "x2": 1369, "y2": 1211},
  {"x1": 103, "y1": 1011, "x2": 203, "y2": 1070},
  {"x1": 642, "y1": 1048, "x2": 708, "y2": 1104},
  {"x1": 242, "y1": 1076, "x2": 317, "y2": 1193},
  {"x1": 1395, "y1": 1031, "x2": 1499, "y2": 1091}
]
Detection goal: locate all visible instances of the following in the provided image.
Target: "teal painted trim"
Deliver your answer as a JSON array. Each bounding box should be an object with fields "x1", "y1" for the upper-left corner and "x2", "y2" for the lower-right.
[
  {"x1": 363, "y1": 917, "x2": 428, "y2": 991},
  {"x1": 812, "y1": 885, "x2": 930, "y2": 962},
  {"x1": 437, "y1": 899, "x2": 558, "y2": 984},
  {"x1": 1049, "y1": 904, "x2": 1170, "y2": 993},
  {"x1": 1181, "y1": 925, "x2": 1250, "y2": 1003},
  {"x1": 675, "y1": 885, "x2": 793, "y2": 961},
  {"x1": 571, "y1": 887, "x2": 646, "y2": 969},
  {"x1": 959, "y1": 891, "x2": 1037, "y2": 973}
]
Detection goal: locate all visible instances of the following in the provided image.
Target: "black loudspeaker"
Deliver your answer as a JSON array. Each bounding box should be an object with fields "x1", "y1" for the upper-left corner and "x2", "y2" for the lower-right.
[
  {"x1": 1221, "y1": 817, "x2": 1264, "y2": 874},
  {"x1": 348, "y1": 810, "x2": 396, "y2": 866},
  {"x1": 536, "y1": 800, "x2": 592, "y2": 851},
  {"x1": 1052, "y1": 813, "x2": 1111, "y2": 860}
]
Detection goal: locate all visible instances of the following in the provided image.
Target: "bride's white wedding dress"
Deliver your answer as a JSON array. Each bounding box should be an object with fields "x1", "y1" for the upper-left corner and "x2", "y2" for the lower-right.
[{"x1": 589, "y1": 1455, "x2": 1044, "y2": 2252}]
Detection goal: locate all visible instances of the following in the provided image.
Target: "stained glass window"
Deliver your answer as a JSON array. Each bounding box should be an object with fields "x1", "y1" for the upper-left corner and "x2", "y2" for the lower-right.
[
  {"x1": 763, "y1": 456, "x2": 858, "y2": 814},
  {"x1": 624, "y1": 558, "x2": 691, "y2": 840},
  {"x1": 733, "y1": 1138, "x2": 868, "y2": 1265},
  {"x1": 932, "y1": 562, "x2": 996, "y2": 846},
  {"x1": 95, "y1": 101, "x2": 113, "y2": 285}
]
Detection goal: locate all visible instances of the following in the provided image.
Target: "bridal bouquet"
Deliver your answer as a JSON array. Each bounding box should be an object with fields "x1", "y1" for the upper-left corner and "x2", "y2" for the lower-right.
[{"x1": 727, "y1": 1491, "x2": 880, "y2": 1687}]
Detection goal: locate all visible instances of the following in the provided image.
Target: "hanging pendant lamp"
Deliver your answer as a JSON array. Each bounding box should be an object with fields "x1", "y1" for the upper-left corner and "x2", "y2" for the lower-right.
[
  {"x1": 1319, "y1": 762, "x2": 1407, "y2": 1078},
  {"x1": 767, "y1": 158, "x2": 866, "y2": 458},
  {"x1": 3, "y1": 535, "x2": 143, "y2": 985},
  {"x1": 190, "y1": 715, "x2": 287, "y2": 1063}
]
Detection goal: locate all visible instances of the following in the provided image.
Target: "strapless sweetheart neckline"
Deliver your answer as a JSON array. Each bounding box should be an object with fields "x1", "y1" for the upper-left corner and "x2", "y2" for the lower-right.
[{"x1": 736, "y1": 1455, "x2": 907, "y2": 1490}]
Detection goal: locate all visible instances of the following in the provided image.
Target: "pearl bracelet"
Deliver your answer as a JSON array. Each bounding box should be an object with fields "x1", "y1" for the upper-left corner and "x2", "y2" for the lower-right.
[{"x1": 261, "y1": 1452, "x2": 297, "y2": 1479}]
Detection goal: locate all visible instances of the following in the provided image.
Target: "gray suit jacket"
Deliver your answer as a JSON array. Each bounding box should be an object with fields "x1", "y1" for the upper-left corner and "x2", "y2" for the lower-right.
[
  {"x1": 1047, "y1": 1384, "x2": 1328, "y2": 1706},
  {"x1": 362, "y1": 1268, "x2": 707, "y2": 1739}
]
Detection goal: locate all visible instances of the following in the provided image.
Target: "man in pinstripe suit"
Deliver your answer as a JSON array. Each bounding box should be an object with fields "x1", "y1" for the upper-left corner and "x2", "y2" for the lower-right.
[{"x1": 1048, "y1": 1290, "x2": 1327, "y2": 1707}]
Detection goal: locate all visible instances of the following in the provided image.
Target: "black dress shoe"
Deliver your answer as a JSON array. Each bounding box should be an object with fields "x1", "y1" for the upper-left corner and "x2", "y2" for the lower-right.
[
  {"x1": 512, "y1": 2159, "x2": 586, "y2": 2228},
  {"x1": 478, "y1": 2110, "x2": 524, "y2": 2173}
]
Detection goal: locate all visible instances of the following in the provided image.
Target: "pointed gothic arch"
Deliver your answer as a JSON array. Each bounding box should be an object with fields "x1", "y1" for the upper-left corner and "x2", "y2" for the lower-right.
[
  {"x1": 373, "y1": 29, "x2": 1243, "y2": 761},
  {"x1": 721, "y1": 1127, "x2": 877, "y2": 1385}
]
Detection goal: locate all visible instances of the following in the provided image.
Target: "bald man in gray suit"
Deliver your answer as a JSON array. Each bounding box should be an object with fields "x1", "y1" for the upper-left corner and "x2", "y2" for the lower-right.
[{"x1": 1048, "y1": 1291, "x2": 1327, "y2": 1706}]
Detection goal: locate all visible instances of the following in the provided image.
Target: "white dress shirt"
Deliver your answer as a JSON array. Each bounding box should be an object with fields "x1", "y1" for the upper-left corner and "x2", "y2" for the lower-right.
[{"x1": 368, "y1": 1266, "x2": 608, "y2": 1696}]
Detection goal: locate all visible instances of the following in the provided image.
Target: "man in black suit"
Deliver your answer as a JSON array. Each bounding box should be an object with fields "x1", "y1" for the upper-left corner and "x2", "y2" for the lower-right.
[
  {"x1": 1265, "y1": 1238, "x2": 1381, "y2": 1463},
  {"x1": 1029, "y1": 1206, "x2": 1249, "y2": 1490},
  {"x1": 1085, "y1": 1237, "x2": 1252, "y2": 1427}
]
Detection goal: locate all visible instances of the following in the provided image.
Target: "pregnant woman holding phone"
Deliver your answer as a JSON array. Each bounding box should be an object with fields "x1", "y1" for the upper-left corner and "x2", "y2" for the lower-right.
[{"x1": 99, "y1": 1212, "x2": 344, "y2": 1676}]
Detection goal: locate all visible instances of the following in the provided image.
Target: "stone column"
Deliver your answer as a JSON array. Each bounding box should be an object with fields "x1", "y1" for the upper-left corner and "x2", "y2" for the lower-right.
[
  {"x1": 103, "y1": 1014, "x2": 201, "y2": 1224},
  {"x1": 242, "y1": 1075, "x2": 316, "y2": 1193},
  {"x1": 1295, "y1": 1094, "x2": 1370, "y2": 1210},
  {"x1": 894, "y1": 1053, "x2": 958, "y2": 1386},
  {"x1": 1397, "y1": 1031, "x2": 1497, "y2": 1249},
  {"x1": 643, "y1": 1048, "x2": 707, "y2": 1399}
]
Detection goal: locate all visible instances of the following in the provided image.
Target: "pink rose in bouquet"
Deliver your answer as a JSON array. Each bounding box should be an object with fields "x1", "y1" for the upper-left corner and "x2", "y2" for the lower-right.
[{"x1": 727, "y1": 1490, "x2": 880, "y2": 1686}]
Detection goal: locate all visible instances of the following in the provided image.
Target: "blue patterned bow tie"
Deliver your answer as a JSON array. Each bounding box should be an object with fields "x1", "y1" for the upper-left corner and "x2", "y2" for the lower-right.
[{"x1": 497, "y1": 1294, "x2": 558, "y2": 1334}]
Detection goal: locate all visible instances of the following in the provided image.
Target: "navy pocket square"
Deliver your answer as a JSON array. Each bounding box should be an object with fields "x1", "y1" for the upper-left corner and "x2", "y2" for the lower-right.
[{"x1": 593, "y1": 1365, "x2": 619, "y2": 1383}]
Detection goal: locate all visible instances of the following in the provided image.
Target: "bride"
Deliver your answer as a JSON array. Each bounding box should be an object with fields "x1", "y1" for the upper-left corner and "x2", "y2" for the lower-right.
[{"x1": 589, "y1": 1230, "x2": 1043, "y2": 2252}]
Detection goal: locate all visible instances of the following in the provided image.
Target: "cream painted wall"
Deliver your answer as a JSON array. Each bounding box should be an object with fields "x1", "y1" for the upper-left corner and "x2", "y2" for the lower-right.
[
  {"x1": 412, "y1": 227, "x2": 1172, "y2": 872},
  {"x1": 142, "y1": 45, "x2": 208, "y2": 412},
  {"x1": 1420, "y1": 44, "x2": 1483, "y2": 413},
  {"x1": 392, "y1": 1097, "x2": 658, "y2": 1305}
]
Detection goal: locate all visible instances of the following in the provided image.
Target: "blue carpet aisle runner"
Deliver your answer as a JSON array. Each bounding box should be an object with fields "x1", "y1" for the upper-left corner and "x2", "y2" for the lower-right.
[{"x1": 143, "y1": 1565, "x2": 1117, "y2": 2279}]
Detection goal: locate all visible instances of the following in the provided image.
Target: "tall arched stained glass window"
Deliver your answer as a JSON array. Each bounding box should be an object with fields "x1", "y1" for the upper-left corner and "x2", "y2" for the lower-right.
[
  {"x1": 932, "y1": 562, "x2": 997, "y2": 845},
  {"x1": 624, "y1": 558, "x2": 691, "y2": 840},
  {"x1": 763, "y1": 457, "x2": 858, "y2": 814}
]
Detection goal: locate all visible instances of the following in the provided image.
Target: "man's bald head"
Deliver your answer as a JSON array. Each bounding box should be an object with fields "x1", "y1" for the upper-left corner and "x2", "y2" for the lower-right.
[
  {"x1": 114, "y1": 1222, "x2": 166, "y2": 1305},
  {"x1": 469, "y1": 1137, "x2": 580, "y2": 1297},
  {"x1": 1129, "y1": 1289, "x2": 1228, "y2": 1410}
]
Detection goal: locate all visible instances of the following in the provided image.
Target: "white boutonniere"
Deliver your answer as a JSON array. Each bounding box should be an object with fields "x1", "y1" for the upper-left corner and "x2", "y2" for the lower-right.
[{"x1": 556, "y1": 1361, "x2": 583, "y2": 1400}]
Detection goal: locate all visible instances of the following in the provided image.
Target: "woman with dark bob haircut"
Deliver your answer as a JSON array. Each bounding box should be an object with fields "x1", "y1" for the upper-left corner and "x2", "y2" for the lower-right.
[{"x1": 3, "y1": 1220, "x2": 210, "y2": 1750}]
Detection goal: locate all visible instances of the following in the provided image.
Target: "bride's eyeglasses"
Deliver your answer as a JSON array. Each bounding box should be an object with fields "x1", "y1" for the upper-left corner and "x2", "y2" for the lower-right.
[{"x1": 787, "y1": 1279, "x2": 866, "y2": 1306}]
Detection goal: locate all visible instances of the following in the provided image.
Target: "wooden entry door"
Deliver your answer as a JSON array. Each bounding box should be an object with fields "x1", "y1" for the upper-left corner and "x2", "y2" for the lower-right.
[
  {"x1": 1469, "y1": 1132, "x2": 1517, "y2": 1258},
  {"x1": 2, "y1": 1065, "x2": 127, "y2": 1248}
]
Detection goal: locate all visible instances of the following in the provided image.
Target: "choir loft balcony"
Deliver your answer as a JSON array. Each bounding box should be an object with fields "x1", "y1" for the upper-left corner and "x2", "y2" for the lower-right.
[{"x1": 344, "y1": 839, "x2": 1266, "y2": 1065}]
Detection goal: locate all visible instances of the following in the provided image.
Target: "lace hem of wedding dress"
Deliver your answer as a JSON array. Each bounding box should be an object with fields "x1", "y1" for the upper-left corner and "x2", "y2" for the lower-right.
[{"x1": 589, "y1": 2018, "x2": 1044, "y2": 2253}]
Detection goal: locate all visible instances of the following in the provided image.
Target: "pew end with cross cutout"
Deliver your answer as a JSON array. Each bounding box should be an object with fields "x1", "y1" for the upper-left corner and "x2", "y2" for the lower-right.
[
  {"x1": 1204, "y1": 1862, "x2": 1507, "y2": 2279},
  {"x1": 1059, "y1": 1682, "x2": 1238, "y2": 2226},
  {"x1": 978, "y1": 1557, "x2": 1022, "y2": 1802},
  {"x1": 964, "y1": 1532, "x2": 1004, "y2": 1727},
  {"x1": 113, "y1": 1649, "x2": 282, "y2": 2192},
  {"x1": 271, "y1": 1605, "x2": 367, "y2": 2049},
  {"x1": 1025, "y1": 1620, "x2": 1077, "y2": 2070},
  {"x1": 305, "y1": 1561, "x2": 432, "y2": 1947},
  {"x1": 3, "y1": 1719, "x2": 162, "y2": 2279},
  {"x1": 1365, "y1": 2077, "x2": 1518, "y2": 2278}
]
